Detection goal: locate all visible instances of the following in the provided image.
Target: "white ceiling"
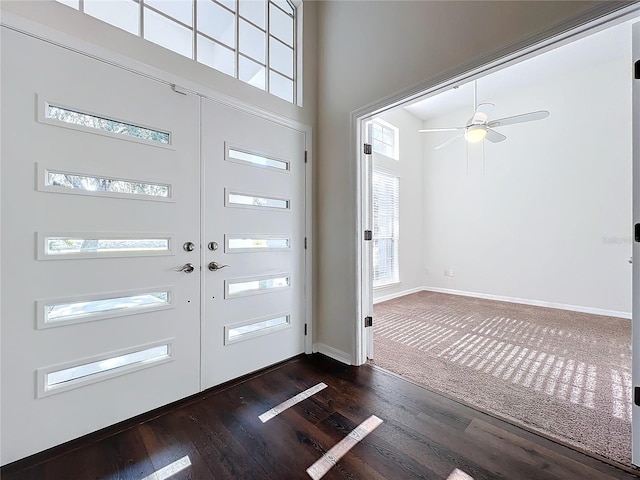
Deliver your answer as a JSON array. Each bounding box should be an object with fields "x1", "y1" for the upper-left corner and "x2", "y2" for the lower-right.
[{"x1": 403, "y1": 19, "x2": 634, "y2": 122}]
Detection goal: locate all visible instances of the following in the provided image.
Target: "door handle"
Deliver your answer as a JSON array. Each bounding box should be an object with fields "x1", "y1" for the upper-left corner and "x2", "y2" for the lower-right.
[
  {"x1": 208, "y1": 261, "x2": 229, "y2": 271},
  {"x1": 176, "y1": 263, "x2": 195, "y2": 273}
]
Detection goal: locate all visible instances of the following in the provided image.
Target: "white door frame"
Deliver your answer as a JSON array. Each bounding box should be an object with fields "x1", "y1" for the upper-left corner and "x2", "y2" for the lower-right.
[
  {"x1": 632, "y1": 19, "x2": 640, "y2": 467},
  {"x1": 353, "y1": 4, "x2": 640, "y2": 367},
  {"x1": 0, "y1": 14, "x2": 314, "y2": 358}
]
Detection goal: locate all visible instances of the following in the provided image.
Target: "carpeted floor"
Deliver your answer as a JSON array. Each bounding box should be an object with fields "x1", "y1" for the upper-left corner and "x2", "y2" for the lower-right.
[{"x1": 372, "y1": 291, "x2": 632, "y2": 466}]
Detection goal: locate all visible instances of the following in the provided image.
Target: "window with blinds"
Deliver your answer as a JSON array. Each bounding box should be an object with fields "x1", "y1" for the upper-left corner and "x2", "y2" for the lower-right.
[{"x1": 372, "y1": 170, "x2": 399, "y2": 287}]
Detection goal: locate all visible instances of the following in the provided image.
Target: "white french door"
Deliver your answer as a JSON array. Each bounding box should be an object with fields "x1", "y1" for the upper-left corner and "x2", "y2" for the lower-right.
[
  {"x1": 0, "y1": 27, "x2": 201, "y2": 465},
  {"x1": 1, "y1": 27, "x2": 309, "y2": 465},
  {"x1": 632, "y1": 20, "x2": 640, "y2": 467},
  {"x1": 201, "y1": 99, "x2": 307, "y2": 388}
]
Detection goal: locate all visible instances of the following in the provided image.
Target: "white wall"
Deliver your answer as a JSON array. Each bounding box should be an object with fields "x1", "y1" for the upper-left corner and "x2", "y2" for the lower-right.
[
  {"x1": 420, "y1": 26, "x2": 632, "y2": 316},
  {"x1": 373, "y1": 109, "x2": 426, "y2": 302},
  {"x1": 315, "y1": 1, "x2": 623, "y2": 362}
]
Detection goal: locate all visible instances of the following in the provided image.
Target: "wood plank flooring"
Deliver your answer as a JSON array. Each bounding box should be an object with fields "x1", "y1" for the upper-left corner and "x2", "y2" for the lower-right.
[{"x1": 2, "y1": 353, "x2": 638, "y2": 480}]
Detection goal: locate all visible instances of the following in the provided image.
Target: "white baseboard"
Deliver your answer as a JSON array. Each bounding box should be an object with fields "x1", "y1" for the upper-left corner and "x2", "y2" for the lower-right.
[
  {"x1": 421, "y1": 286, "x2": 631, "y2": 319},
  {"x1": 313, "y1": 343, "x2": 352, "y2": 365},
  {"x1": 373, "y1": 286, "x2": 424, "y2": 305}
]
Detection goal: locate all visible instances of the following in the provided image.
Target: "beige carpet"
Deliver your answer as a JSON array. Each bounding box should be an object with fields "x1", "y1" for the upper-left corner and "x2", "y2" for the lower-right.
[{"x1": 372, "y1": 291, "x2": 632, "y2": 466}]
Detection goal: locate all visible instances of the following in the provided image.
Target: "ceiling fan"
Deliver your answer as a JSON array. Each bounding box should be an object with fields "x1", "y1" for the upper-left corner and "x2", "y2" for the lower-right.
[{"x1": 418, "y1": 102, "x2": 550, "y2": 150}]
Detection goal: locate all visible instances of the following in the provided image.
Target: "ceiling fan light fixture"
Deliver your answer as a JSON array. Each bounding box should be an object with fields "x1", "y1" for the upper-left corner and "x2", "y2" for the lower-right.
[{"x1": 464, "y1": 125, "x2": 487, "y2": 143}]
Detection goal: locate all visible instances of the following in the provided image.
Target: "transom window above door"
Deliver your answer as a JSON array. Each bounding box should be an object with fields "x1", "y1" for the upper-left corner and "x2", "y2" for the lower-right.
[{"x1": 55, "y1": 0, "x2": 297, "y2": 103}]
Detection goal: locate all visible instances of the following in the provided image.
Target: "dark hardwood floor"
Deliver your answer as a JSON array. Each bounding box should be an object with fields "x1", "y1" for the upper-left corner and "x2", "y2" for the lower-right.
[{"x1": 2, "y1": 353, "x2": 638, "y2": 479}]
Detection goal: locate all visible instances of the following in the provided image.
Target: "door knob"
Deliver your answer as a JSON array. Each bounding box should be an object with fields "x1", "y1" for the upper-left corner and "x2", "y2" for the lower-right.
[
  {"x1": 208, "y1": 261, "x2": 229, "y2": 271},
  {"x1": 177, "y1": 263, "x2": 195, "y2": 273}
]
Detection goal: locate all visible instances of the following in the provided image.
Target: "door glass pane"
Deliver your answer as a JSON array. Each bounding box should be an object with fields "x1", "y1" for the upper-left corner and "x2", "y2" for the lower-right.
[
  {"x1": 269, "y1": 37, "x2": 293, "y2": 78},
  {"x1": 227, "y1": 148, "x2": 289, "y2": 170},
  {"x1": 269, "y1": 3, "x2": 293, "y2": 46},
  {"x1": 239, "y1": 0, "x2": 266, "y2": 29},
  {"x1": 45, "y1": 237, "x2": 170, "y2": 256},
  {"x1": 145, "y1": 0, "x2": 193, "y2": 26},
  {"x1": 198, "y1": 0, "x2": 235, "y2": 48},
  {"x1": 46, "y1": 345, "x2": 170, "y2": 388},
  {"x1": 44, "y1": 291, "x2": 170, "y2": 324},
  {"x1": 227, "y1": 191, "x2": 288, "y2": 209},
  {"x1": 46, "y1": 105, "x2": 170, "y2": 144},
  {"x1": 46, "y1": 171, "x2": 170, "y2": 198},
  {"x1": 226, "y1": 315, "x2": 289, "y2": 343},
  {"x1": 227, "y1": 236, "x2": 290, "y2": 251},
  {"x1": 227, "y1": 275, "x2": 290, "y2": 297},
  {"x1": 269, "y1": 70, "x2": 294, "y2": 103},
  {"x1": 197, "y1": 35, "x2": 235, "y2": 77},
  {"x1": 144, "y1": 8, "x2": 193, "y2": 58},
  {"x1": 84, "y1": 0, "x2": 140, "y2": 35},
  {"x1": 239, "y1": 19, "x2": 266, "y2": 63},
  {"x1": 239, "y1": 56, "x2": 265, "y2": 90}
]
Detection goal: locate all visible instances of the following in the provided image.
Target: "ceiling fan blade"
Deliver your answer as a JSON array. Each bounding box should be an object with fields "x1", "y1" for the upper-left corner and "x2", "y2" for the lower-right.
[
  {"x1": 485, "y1": 128, "x2": 506, "y2": 143},
  {"x1": 434, "y1": 134, "x2": 464, "y2": 150},
  {"x1": 471, "y1": 103, "x2": 495, "y2": 124},
  {"x1": 488, "y1": 110, "x2": 549, "y2": 128},
  {"x1": 418, "y1": 127, "x2": 465, "y2": 133}
]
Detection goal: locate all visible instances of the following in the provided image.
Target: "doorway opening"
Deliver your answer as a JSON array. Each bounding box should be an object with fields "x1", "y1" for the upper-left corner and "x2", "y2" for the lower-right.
[{"x1": 357, "y1": 11, "x2": 638, "y2": 468}]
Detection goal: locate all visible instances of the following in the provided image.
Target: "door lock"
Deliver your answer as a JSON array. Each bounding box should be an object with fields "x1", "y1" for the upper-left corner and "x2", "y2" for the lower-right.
[
  {"x1": 183, "y1": 241, "x2": 196, "y2": 252},
  {"x1": 208, "y1": 261, "x2": 229, "y2": 271},
  {"x1": 208, "y1": 241, "x2": 219, "y2": 251}
]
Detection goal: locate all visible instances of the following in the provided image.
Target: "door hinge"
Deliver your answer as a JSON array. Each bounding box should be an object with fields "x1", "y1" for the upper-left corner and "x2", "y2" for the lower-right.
[
  {"x1": 635, "y1": 60, "x2": 640, "y2": 80},
  {"x1": 172, "y1": 84, "x2": 188, "y2": 95},
  {"x1": 364, "y1": 230, "x2": 373, "y2": 241},
  {"x1": 304, "y1": 237, "x2": 308, "y2": 249},
  {"x1": 635, "y1": 387, "x2": 640, "y2": 406},
  {"x1": 635, "y1": 223, "x2": 640, "y2": 242},
  {"x1": 363, "y1": 143, "x2": 372, "y2": 155},
  {"x1": 304, "y1": 323, "x2": 308, "y2": 335},
  {"x1": 305, "y1": 151, "x2": 308, "y2": 163},
  {"x1": 364, "y1": 316, "x2": 373, "y2": 327}
]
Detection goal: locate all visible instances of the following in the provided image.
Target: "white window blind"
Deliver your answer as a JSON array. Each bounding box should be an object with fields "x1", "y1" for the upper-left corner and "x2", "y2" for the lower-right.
[{"x1": 372, "y1": 170, "x2": 399, "y2": 287}]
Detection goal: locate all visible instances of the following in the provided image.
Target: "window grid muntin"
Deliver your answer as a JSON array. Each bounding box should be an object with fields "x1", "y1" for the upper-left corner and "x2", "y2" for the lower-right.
[
  {"x1": 57, "y1": 0, "x2": 296, "y2": 103},
  {"x1": 372, "y1": 121, "x2": 398, "y2": 159}
]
